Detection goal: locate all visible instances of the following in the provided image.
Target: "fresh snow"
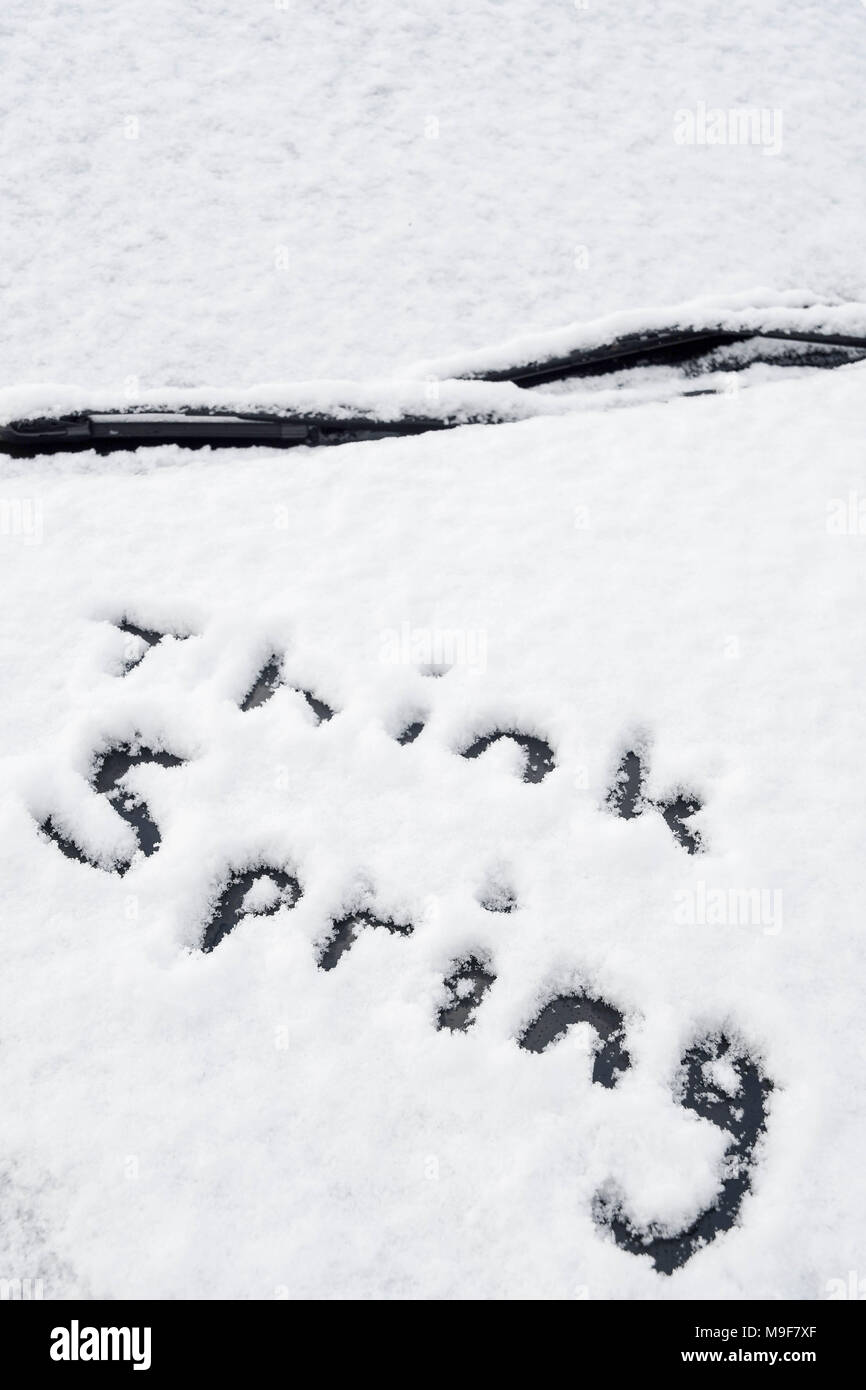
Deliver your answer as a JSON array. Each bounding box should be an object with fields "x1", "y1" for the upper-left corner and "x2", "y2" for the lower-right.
[
  {"x1": 1, "y1": 364, "x2": 865, "y2": 1298},
  {"x1": 2, "y1": 1, "x2": 866, "y2": 387},
  {"x1": 2, "y1": 0, "x2": 865, "y2": 1304}
]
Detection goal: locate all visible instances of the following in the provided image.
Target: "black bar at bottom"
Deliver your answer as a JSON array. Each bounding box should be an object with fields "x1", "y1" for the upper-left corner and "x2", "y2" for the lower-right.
[{"x1": 1, "y1": 1296, "x2": 859, "y2": 1375}]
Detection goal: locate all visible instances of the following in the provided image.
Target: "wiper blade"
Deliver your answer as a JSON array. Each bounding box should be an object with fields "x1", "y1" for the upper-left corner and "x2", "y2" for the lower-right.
[
  {"x1": 468, "y1": 326, "x2": 866, "y2": 388},
  {"x1": 0, "y1": 411, "x2": 458, "y2": 457},
  {"x1": 5, "y1": 302, "x2": 866, "y2": 456}
]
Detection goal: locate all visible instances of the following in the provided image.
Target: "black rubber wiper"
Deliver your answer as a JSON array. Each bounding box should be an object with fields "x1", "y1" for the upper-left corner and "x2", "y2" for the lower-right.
[
  {"x1": 5, "y1": 316, "x2": 865, "y2": 457},
  {"x1": 469, "y1": 325, "x2": 866, "y2": 388},
  {"x1": 0, "y1": 411, "x2": 458, "y2": 457}
]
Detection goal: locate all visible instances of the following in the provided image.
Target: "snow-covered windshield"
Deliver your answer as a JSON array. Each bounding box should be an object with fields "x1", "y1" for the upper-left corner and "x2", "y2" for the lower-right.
[{"x1": 2, "y1": 0, "x2": 865, "y2": 1315}]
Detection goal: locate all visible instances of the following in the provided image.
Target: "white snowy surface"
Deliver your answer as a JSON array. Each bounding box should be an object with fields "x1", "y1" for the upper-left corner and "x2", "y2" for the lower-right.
[
  {"x1": 2, "y1": 1, "x2": 866, "y2": 389},
  {"x1": 1, "y1": 365, "x2": 865, "y2": 1298},
  {"x1": 3, "y1": 0, "x2": 866, "y2": 1301}
]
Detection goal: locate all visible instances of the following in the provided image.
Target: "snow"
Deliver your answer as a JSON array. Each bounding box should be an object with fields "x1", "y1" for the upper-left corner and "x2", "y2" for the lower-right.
[
  {"x1": 2, "y1": 0, "x2": 866, "y2": 1303},
  {"x1": 705, "y1": 1059, "x2": 740, "y2": 1099},
  {"x1": 2, "y1": 1, "x2": 866, "y2": 389},
  {"x1": 241, "y1": 876, "x2": 283, "y2": 916},
  {"x1": 2, "y1": 363, "x2": 865, "y2": 1297}
]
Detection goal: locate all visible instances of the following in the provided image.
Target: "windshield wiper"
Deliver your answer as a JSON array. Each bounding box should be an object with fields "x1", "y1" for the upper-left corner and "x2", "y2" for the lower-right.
[
  {"x1": 0, "y1": 411, "x2": 458, "y2": 457},
  {"x1": 469, "y1": 326, "x2": 866, "y2": 388},
  {"x1": 4, "y1": 309, "x2": 866, "y2": 457}
]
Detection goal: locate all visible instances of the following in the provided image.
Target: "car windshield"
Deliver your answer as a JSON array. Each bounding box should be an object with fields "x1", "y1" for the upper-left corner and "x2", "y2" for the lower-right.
[{"x1": 2, "y1": 0, "x2": 865, "y2": 1333}]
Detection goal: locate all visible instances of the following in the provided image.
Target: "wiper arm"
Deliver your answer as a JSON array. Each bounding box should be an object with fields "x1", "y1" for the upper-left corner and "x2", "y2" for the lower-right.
[
  {"x1": 468, "y1": 326, "x2": 866, "y2": 388},
  {"x1": 5, "y1": 302, "x2": 865, "y2": 456},
  {"x1": 0, "y1": 411, "x2": 458, "y2": 457}
]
